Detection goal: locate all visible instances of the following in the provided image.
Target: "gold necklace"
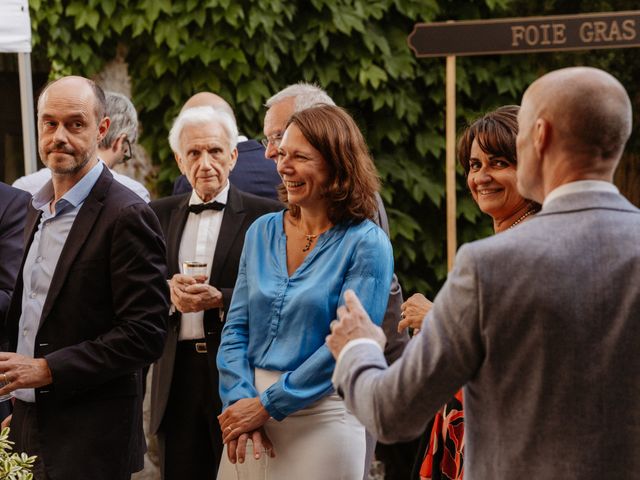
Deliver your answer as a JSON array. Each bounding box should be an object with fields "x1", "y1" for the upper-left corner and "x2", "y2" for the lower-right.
[
  {"x1": 301, "y1": 234, "x2": 318, "y2": 252},
  {"x1": 288, "y1": 217, "x2": 332, "y2": 252},
  {"x1": 508, "y1": 209, "x2": 536, "y2": 229}
]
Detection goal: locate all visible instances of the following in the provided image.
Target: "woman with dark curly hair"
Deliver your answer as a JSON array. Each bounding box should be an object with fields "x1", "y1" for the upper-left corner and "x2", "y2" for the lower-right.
[
  {"x1": 217, "y1": 105, "x2": 394, "y2": 479},
  {"x1": 402, "y1": 105, "x2": 540, "y2": 480}
]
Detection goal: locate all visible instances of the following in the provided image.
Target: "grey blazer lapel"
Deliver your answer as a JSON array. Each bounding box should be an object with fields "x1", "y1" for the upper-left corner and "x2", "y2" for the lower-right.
[
  {"x1": 209, "y1": 186, "x2": 246, "y2": 287},
  {"x1": 39, "y1": 168, "x2": 111, "y2": 325}
]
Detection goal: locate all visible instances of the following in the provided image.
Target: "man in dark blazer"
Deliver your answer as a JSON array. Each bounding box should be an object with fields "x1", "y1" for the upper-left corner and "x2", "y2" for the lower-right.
[
  {"x1": 329, "y1": 67, "x2": 640, "y2": 479},
  {"x1": 149, "y1": 105, "x2": 281, "y2": 479},
  {"x1": 0, "y1": 182, "x2": 30, "y2": 421},
  {"x1": 0, "y1": 182, "x2": 30, "y2": 321},
  {"x1": 172, "y1": 92, "x2": 281, "y2": 201},
  {"x1": 0, "y1": 76, "x2": 169, "y2": 480}
]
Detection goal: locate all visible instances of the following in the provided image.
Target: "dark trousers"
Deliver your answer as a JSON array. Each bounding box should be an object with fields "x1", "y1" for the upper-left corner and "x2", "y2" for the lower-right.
[
  {"x1": 9, "y1": 400, "x2": 51, "y2": 480},
  {"x1": 158, "y1": 340, "x2": 223, "y2": 480}
]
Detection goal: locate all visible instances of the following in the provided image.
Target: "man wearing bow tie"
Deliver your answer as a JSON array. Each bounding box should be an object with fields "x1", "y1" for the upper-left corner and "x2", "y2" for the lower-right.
[{"x1": 149, "y1": 106, "x2": 281, "y2": 479}]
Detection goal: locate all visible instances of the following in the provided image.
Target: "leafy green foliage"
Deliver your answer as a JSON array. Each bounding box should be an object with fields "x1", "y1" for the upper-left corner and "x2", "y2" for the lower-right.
[
  {"x1": 0, "y1": 427, "x2": 36, "y2": 480},
  {"x1": 29, "y1": 0, "x2": 640, "y2": 297}
]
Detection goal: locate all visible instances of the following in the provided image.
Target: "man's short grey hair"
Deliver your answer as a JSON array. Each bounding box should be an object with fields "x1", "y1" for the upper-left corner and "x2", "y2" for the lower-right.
[
  {"x1": 99, "y1": 92, "x2": 138, "y2": 149},
  {"x1": 265, "y1": 82, "x2": 336, "y2": 112},
  {"x1": 168, "y1": 106, "x2": 239, "y2": 155}
]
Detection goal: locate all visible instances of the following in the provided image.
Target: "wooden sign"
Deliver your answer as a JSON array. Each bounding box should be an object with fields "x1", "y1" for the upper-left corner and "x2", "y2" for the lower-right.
[
  {"x1": 408, "y1": 11, "x2": 640, "y2": 271},
  {"x1": 409, "y1": 11, "x2": 640, "y2": 57}
]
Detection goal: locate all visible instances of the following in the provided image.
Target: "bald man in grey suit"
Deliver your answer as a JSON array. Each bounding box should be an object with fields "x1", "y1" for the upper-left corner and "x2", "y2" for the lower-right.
[{"x1": 328, "y1": 67, "x2": 640, "y2": 479}]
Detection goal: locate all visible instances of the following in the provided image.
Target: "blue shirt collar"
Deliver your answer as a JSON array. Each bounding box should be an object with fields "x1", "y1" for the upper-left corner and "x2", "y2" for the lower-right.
[{"x1": 33, "y1": 160, "x2": 105, "y2": 214}]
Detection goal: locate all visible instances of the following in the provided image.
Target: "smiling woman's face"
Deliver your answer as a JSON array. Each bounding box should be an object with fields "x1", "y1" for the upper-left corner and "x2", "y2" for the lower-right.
[
  {"x1": 276, "y1": 124, "x2": 330, "y2": 210},
  {"x1": 467, "y1": 137, "x2": 524, "y2": 220}
]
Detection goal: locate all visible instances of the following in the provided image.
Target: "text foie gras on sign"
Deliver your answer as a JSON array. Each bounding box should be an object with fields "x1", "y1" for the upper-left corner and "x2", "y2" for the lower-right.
[{"x1": 408, "y1": 11, "x2": 640, "y2": 57}]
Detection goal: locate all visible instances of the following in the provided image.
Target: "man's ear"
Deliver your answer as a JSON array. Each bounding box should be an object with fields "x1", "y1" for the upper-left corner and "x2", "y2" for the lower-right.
[
  {"x1": 98, "y1": 116, "x2": 111, "y2": 143},
  {"x1": 534, "y1": 118, "x2": 550, "y2": 160},
  {"x1": 228, "y1": 147, "x2": 238, "y2": 171}
]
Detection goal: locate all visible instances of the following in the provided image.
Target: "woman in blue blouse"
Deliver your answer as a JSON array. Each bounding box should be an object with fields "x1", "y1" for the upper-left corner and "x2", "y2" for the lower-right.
[{"x1": 216, "y1": 105, "x2": 394, "y2": 479}]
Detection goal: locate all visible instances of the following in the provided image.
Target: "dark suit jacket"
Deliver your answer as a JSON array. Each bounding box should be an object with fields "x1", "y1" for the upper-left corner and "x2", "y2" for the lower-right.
[
  {"x1": 149, "y1": 185, "x2": 282, "y2": 435},
  {"x1": 173, "y1": 139, "x2": 281, "y2": 201},
  {"x1": 3, "y1": 168, "x2": 169, "y2": 480},
  {"x1": 0, "y1": 182, "x2": 30, "y2": 321}
]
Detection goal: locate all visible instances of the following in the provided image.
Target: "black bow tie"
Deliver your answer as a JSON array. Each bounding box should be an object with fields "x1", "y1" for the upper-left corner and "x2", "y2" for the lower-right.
[{"x1": 188, "y1": 201, "x2": 225, "y2": 214}]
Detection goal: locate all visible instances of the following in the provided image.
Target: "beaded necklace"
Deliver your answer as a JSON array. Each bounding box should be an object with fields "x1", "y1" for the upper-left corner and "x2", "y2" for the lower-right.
[{"x1": 508, "y1": 208, "x2": 536, "y2": 229}]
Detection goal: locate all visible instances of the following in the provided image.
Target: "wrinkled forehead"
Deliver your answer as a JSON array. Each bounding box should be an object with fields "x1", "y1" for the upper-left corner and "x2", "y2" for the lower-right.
[{"x1": 180, "y1": 121, "x2": 230, "y2": 148}]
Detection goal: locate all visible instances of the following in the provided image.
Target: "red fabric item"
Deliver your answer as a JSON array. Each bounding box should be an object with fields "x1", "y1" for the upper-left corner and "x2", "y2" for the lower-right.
[{"x1": 420, "y1": 390, "x2": 464, "y2": 480}]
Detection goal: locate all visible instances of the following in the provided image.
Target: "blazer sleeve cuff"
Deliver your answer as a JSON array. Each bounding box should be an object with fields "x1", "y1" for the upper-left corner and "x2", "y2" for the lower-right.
[{"x1": 332, "y1": 340, "x2": 384, "y2": 395}]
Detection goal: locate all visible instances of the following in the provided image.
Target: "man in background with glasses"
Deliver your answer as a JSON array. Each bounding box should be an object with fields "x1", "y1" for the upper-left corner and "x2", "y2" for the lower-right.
[{"x1": 13, "y1": 91, "x2": 150, "y2": 202}]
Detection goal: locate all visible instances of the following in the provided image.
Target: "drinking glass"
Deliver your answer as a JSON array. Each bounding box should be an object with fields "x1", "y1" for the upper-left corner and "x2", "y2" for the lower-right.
[
  {"x1": 0, "y1": 377, "x2": 12, "y2": 402},
  {"x1": 182, "y1": 261, "x2": 208, "y2": 282}
]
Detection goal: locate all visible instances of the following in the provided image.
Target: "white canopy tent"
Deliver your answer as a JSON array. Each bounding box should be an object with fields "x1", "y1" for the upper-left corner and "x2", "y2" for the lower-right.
[{"x1": 0, "y1": 0, "x2": 37, "y2": 175}]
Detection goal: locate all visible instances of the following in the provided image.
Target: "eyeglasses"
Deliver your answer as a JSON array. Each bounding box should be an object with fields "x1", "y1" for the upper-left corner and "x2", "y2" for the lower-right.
[
  {"x1": 122, "y1": 138, "x2": 133, "y2": 164},
  {"x1": 261, "y1": 133, "x2": 283, "y2": 149}
]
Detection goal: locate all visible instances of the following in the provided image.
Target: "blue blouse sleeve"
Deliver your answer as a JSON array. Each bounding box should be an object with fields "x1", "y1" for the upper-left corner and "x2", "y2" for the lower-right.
[
  {"x1": 216, "y1": 245, "x2": 260, "y2": 410},
  {"x1": 260, "y1": 225, "x2": 394, "y2": 420}
]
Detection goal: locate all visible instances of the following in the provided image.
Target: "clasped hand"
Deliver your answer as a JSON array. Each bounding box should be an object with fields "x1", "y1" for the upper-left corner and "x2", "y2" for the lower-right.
[
  {"x1": 169, "y1": 273, "x2": 222, "y2": 313},
  {"x1": 218, "y1": 397, "x2": 274, "y2": 464}
]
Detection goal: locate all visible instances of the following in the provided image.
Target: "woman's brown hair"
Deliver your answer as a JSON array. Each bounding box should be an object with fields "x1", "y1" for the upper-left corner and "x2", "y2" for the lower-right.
[
  {"x1": 279, "y1": 105, "x2": 380, "y2": 224},
  {"x1": 457, "y1": 105, "x2": 519, "y2": 175}
]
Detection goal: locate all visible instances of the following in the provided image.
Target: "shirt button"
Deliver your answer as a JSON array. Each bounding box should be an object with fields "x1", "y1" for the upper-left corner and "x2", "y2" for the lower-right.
[
  {"x1": 29, "y1": 292, "x2": 36, "y2": 298},
  {"x1": 36, "y1": 256, "x2": 43, "y2": 263},
  {"x1": 23, "y1": 328, "x2": 28, "y2": 337}
]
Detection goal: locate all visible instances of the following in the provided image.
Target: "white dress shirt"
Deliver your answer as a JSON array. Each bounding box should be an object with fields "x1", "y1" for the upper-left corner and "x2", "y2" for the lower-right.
[{"x1": 177, "y1": 182, "x2": 229, "y2": 340}]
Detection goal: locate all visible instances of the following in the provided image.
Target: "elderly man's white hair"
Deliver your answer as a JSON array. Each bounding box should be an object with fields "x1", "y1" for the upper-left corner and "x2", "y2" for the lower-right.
[
  {"x1": 265, "y1": 82, "x2": 336, "y2": 112},
  {"x1": 168, "y1": 106, "x2": 239, "y2": 155}
]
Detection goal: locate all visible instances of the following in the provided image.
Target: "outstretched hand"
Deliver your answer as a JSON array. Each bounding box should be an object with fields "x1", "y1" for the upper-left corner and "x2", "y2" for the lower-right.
[{"x1": 326, "y1": 289, "x2": 386, "y2": 359}]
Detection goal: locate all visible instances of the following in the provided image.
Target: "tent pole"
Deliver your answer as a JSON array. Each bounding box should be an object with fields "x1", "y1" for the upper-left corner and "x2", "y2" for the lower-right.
[{"x1": 17, "y1": 52, "x2": 37, "y2": 175}]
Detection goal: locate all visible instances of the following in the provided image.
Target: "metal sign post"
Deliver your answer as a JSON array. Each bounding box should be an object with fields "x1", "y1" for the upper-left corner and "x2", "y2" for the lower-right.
[
  {"x1": 408, "y1": 10, "x2": 640, "y2": 270},
  {"x1": 445, "y1": 55, "x2": 456, "y2": 272}
]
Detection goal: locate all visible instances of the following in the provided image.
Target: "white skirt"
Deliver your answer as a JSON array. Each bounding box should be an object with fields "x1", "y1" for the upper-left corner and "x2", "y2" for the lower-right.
[{"x1": 217, "y1": 369, "x2": 366, "y2": 480}]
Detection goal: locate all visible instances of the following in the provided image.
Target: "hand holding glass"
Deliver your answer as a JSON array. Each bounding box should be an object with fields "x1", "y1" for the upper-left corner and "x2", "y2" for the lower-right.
[{"x1": 183, "y1": 261, "x2": 208, "y2": 283}]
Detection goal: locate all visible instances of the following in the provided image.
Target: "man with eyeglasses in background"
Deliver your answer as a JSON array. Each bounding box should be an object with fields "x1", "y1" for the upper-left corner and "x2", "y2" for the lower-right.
[
  {"x1": 171, "y1": 92, "x2": 281, "y2": 201},
  {"x1": 13, "y1": 91, "x2": 150, "y2": 202}
]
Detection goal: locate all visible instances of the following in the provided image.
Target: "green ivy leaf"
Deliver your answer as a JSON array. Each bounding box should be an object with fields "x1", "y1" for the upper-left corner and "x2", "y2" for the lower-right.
[{"x1": 358, "y1": 63, "x2": 388, "y2": 89}]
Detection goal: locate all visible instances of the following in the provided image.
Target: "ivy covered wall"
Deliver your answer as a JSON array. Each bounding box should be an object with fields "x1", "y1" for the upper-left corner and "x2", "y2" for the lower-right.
[{"x1": 29, "y1": 0, "x2": 640, "y2": 296}]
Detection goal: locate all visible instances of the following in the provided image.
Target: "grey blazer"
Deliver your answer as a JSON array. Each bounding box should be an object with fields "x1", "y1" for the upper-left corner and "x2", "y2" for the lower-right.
[{"x1": 334, "y1": 190, "x2": 640, "y2": 480}]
